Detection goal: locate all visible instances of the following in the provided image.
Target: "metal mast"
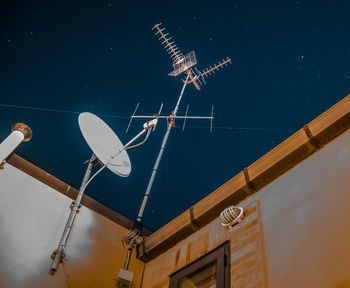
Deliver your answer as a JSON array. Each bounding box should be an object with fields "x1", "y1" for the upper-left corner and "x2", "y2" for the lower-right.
[
  {"x1": 119, "y1": 76, "x2": 189, "y2": 279},
  {"x1": 136, "y1": 74, "x2": 189, "y2": 223},
  {"x1": 134, "y1": 23, "x2": 231, "y2": 225},
  {"x1": 118, "y1": 23, "x2": 231, "y2": 278}
]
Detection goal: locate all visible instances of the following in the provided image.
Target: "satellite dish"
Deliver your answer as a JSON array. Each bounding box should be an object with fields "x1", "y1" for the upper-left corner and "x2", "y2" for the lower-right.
[{"x1": 78, "y1": 112, "x2": 131, "y2": 177}]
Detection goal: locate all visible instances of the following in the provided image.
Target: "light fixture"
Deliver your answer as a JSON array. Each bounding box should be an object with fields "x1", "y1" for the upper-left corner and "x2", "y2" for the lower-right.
[{"x1": 220, "y1": 206, "x2": 244, "y2": 230}]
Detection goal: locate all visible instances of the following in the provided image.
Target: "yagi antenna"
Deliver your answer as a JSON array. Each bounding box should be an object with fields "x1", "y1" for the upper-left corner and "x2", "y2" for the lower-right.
[
  {"x1": 153, "y1": 23, "x2": 183, "y2": 65},
  {"x1": 120, "y1": 23, "x2": 231, "y2": 273},
  {"x1": 152, "y1": 23, "x2": 231, "y2": 90},
  {"x1": 50, "y1": 112, "x2": 159, "y2": 275}
]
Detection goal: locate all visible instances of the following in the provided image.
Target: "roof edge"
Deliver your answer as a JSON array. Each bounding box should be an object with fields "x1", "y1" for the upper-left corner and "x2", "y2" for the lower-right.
[{"x1": 6, "y1": 153, "x2": 151, "y2": 235}]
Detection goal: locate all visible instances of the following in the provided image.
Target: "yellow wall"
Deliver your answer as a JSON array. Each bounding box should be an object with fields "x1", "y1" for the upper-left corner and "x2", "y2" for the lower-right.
[{"x1": 0, "y1": 163, "x2": 144, "y2": 288}]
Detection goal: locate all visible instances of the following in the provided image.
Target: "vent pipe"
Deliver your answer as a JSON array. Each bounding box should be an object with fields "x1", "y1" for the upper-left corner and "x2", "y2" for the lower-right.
[{"x1": 0, "y1": 123, "x2": 32, "y2": 165}]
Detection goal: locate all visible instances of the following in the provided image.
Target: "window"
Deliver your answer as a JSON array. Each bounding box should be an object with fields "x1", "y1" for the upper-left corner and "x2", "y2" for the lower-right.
[{"x1": 169, "y1": 242, "x2": 230, "y2": 288}]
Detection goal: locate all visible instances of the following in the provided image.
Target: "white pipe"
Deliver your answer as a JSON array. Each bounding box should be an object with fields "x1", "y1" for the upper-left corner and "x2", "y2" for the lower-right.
[{"x1": 0, "y1": 123, "x2": 32, "y2": 164}]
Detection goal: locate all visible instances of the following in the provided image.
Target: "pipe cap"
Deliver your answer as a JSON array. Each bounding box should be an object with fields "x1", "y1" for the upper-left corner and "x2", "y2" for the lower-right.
[{"x1": 12, "y1": 123, "x2": 32, "y2": 142}]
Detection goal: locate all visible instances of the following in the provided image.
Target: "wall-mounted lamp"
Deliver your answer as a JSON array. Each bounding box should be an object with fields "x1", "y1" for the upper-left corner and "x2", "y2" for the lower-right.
[{"x1": 220, "y1": 206, "x2": 244, "y2": 230}]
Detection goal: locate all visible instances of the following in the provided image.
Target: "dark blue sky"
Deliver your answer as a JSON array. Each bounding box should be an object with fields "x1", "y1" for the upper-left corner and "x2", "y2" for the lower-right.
[{"x1": 1, "y1": 0, "x2": 349, "y2": 231}]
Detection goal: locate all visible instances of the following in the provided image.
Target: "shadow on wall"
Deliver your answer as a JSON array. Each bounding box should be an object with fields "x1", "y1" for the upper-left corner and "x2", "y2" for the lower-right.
[
  {"x1": 30, "y1": 208, "x2": 131, "y2": 288},
  {"x1": 63, "y1": 213, "x2": 124, "y2": 287}
]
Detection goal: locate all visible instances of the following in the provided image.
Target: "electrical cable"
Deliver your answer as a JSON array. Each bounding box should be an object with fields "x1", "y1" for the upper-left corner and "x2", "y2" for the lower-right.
[
  {"x1": 80, "y1": 126, "x2": 153, "y2": 191},
  {"x1": 81, "y1": 164, "x2": 107, "y2": 193},
  {"x1": 125, "y1": 128, "x2": 151, "y2": 150},
  {"x1": 0, "y1": 103, "x2": 295, "y2": 132}
]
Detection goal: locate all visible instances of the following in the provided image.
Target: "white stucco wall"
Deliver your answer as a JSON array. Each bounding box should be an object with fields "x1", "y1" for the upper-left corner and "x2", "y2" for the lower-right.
[{"x1": 0, "y1": 163, "x2": 134, "y2": 288}]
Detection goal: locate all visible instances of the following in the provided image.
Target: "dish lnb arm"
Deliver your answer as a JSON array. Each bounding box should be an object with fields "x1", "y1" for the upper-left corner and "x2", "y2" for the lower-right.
[
  {"x1": 123, "y1": 118, "x2": 158, "y2": 151},
  {"x1": 143, "y1": 119, "x2": 158, "y2": 129}
]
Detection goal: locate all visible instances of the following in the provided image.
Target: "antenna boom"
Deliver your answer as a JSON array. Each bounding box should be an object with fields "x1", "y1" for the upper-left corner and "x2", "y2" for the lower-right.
[{"x1": 132, "y1": 115, "x2": 213, "y2": 119}]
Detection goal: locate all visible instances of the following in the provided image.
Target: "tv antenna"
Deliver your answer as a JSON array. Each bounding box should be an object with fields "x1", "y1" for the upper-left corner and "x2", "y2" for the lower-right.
[
  {"x1": 118, "y1": 23, "x2": 231, "y2": 278},
  {"x1": 49, "y1": 112, "x2": 158, "y2": 274},
  {"x1": 153, "y1": 23, "x2": 231, "y2": 90}
]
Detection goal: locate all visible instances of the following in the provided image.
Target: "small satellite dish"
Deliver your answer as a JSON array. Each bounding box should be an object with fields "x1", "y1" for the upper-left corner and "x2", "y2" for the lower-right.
[{"x1": 78, "y1": 112, "x2": 131, "y2": 177}]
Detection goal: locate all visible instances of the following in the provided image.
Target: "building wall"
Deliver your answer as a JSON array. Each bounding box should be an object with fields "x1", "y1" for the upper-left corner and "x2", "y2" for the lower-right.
[
  {"x1": 141, "y1": 130, "x2": 350, "y2": 288},
  {"x1": 0, "y1": 163, "x2": 144, "y2": 288}
]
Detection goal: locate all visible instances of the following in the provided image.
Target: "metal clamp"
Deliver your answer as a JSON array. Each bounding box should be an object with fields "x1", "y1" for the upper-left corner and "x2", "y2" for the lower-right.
[
  {"x1": 303, "y1": 124, "x2": 322, "y2": 150},
  {"x1": 70, "y1": 201, "x2": 82, "y2": 212}
]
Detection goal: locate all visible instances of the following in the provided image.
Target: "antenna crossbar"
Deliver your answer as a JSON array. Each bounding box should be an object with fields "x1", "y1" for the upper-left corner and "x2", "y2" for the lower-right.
[{"x1": 132, "y1": 115, "x2": 213, "y2": 120}]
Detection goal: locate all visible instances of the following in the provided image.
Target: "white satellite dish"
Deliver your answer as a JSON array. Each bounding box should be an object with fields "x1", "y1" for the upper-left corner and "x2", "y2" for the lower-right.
[{"x1": 78, "y1": 112, "x2": 131, "y2": 177}]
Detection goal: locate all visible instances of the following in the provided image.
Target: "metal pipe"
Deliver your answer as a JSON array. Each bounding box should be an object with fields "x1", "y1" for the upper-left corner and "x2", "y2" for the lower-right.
[
  {"x1": 136, "y1": 74, "x2": 189, "y2": 222},
  {"x1": 0, "y1": 123, "x2": 32, "y2": 165},
  {"x1": 50, "y1": 153, "x2": 95, "y2": 273},
  {"x1": 121, "y1": 76, "x2": 189, "y2": 273},
  {"x1": 136, "y1": 125, "x2": 171, "y2": 221}
]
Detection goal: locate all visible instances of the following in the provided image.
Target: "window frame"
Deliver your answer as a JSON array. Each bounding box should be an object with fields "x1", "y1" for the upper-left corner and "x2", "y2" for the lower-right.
[{"x1": 169, "y1": 241, "x2": 230, "y2": 288}]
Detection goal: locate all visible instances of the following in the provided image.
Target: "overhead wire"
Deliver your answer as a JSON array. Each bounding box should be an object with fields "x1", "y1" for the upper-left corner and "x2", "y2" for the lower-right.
[
  {"x1": 0, "y1": 103, "x2": 129, "y2": 119},
  {"x1": 0, "y1": 103, "x2": 296, "y2": 132}
]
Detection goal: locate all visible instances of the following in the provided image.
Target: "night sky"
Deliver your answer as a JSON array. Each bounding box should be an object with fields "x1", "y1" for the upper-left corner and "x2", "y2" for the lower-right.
[{"x1": 1, "y1": 0, "x2": 350, "y2": 231}]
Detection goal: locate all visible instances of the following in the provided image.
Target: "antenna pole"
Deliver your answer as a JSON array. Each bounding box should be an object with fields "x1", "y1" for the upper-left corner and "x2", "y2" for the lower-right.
[
  {"x1": 119, "y1": 76, "x2": 189, "y2": 277},
  {"x1": 119, "y1": 23, "x2": 231, "y2": 278},
  {"x1": 136, "y1": 74, "x2": 189, "y2": 222},
  {"x1": 49, "y1": 153, "x2": 96, "y2": 274}
]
